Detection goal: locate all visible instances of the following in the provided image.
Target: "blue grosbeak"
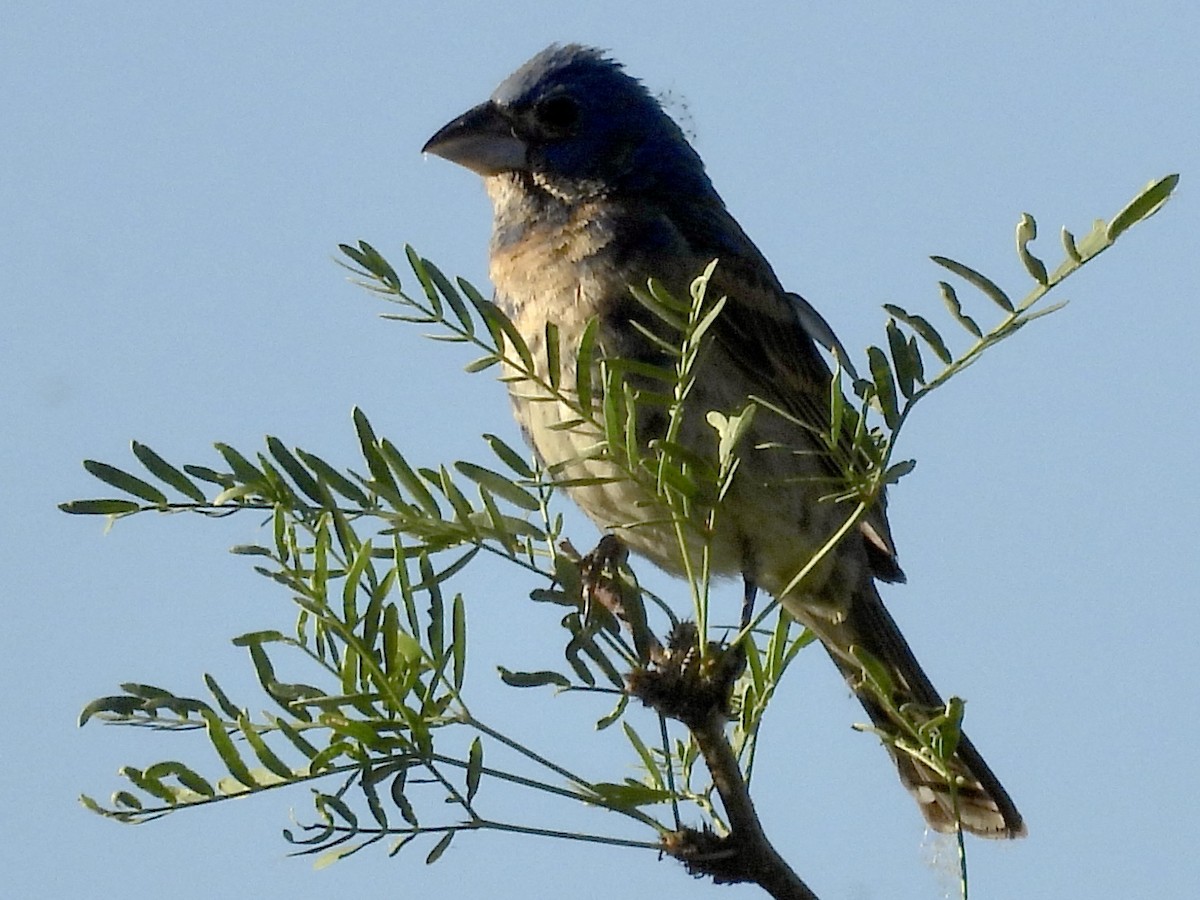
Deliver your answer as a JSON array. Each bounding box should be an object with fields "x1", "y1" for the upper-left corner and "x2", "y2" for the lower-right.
[{"x1": 423, "y1": 44, "x2": 1024, "y2": 839}]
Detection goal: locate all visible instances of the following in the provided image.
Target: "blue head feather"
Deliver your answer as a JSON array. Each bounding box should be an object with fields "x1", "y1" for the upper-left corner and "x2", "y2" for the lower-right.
[{"x1": 491, "y1": 44, "x2": 716, "y2": 199}]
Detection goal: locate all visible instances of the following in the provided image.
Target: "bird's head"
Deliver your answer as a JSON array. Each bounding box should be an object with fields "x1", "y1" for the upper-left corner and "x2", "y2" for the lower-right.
[{"x1": 422, "y1": 44, "x2": 713, "y2": 201}]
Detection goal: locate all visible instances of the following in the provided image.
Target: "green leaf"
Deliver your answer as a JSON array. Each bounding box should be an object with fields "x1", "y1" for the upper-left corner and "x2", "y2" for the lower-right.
[
  {"x1": 388, "y1": 765, "x2": 419, "y2": 827},
  {"x1": 630, "y1": 285, "x2": 687, "y2": 336},
  {"x1": 271, "y1": 503, "x2": 291, "y2": 562},
  {"x1": 623, "y1": 382, "x2": 643, "y2": 475},
  {"x1": 455, "y1": 277, "x2": 491, "y2": 317},
  {"x1": 326, "y1": 504, "x2": 362, "y2": 561},
  {"x1": 464, "y1": 355, "x2": 499, "y2": 373},
  {"x1": 229, "y1": 544, "x2": 272, "y2": 556},
  {"x1": 478, "y1": 299, "x2": 533, "y2": 372},
  {"x1": 921, "y1": 696, "x2": 965, "y2": 761},
  {"x1": 59, "y1": 499, "x2": 141, "y2": 516},
  {"x1": 562, "y1": 628, "x2": 616, "y2": 688},
  {"x1": 828, "y1": 366, "x2": 846, "y2": 452},
  {"x1": 78, "y1": 695, "x2": 139, "y2": 725},
  {"x1": 270, "y1": 714, "x2": 320, "y2": 760},
  {"x1": 906, "y1": 335, "x2": 926, "y2": 386},
  {"x1": 850, "y1": 646, "x2": 895, "y2": 699},
  {"x1": 338, "y1": 241, "x2": 370, "y2": 270},
  {"x1": 596, "y1": 693, "x2": 628, "y2": 730},
  {"x1": 1061, "y1": 226, "x2": 1082, "y2": 264},
  {"x1": 1015, "y1": 213, "x2": 1049, "y2": 286},
  {"x1": 405, "y1": 248, "x2": 442, "y2": 316},
  {"x1": 482, "y1": 433, "x2": 535, "y2": 478},
  {"x1": 267, "y1": 436, "x2": 326, "y2": 505},
  {"x1": 352, "y1": 408, "x2": 404, "y2": 508},
  {"x1": 244, "y1": 643, "x2": 322, "y2": 722},
  {"x1": 381, "y1": 440, "x2": 440, "y2": 516},
  {"x1": 200, "y1": 709, "x2": 257, "y2": 787},
  {"x1": 355, "y1": 241, "x2": 403, "y2": 291},
  {"x1": 707, "y1": 404, "x2": 756, "y2": 472},
  {"x1": 938, "y1": 281, "x2": 982, "y2": 339},
  {"x1": 623, "y1": 722, "x2": 664, "y2": 789},
  {"x1": 465, "y1": 737, "x2": 483, "y2": 804},
  {"x1": 1107, "y1": 173, "x2": 1179, "y2": 240},
  {"x1": 143, "y1": 761, "x2": 215, "y2": 798},
  {"x1": 308, "y1": 515, "x2": 332, "y2": 590},
  {"x1": 238, "y1": 713, "x2": 295, "y2": 779},
  {"x1": 886, "y1": 320, "x2": 919, "y2": 399},
  {"x1": 204, "y1": 674, "x2": 243, "y2": 720},
  {"x1": 446, "y1": 277, "x2": 481, "y2": 335},
  {"x1": 388, "y1": 835, "x2": 418, "y2": 857},
  {"x1": 214, "y1": 442, "x2": 266, "y2": 487},
  {"x1": 257, "y1": 456, "x2": 298, "y2": 506},
  {"x1": 586, "y1": 781, "x2": 674, "y2": 810},
  {"x1": 182, "y1": 464, "x2": 233, "y2": 488},
  {"x1": 454, "y1": 461, "x2": 540, "y2": 511},
  {"x1": 308, "y1": 740, "x2": 353, "y2": 774},
  {"x1": 689, "y1": 292, "x2": 727, "y2": 347},
  {"x1": 930, "y1": 256, "x2": 1013, "y2": 312},
  {"x1": 383, "y1": 611, "x2": 423, "y2": 674},
  {"x1": 772, "y1": 610, "x2": 813, "y2": 678},
  {"x1": 110, "y1": 792, "x2": 142, "y2": 811},
  {"x1": 606, "y1": 356, "x2": 676, "y2": 387},
  {"x1": 361, "y1": 766, "x2": 390, "y2": 829},
  {"x1": 883, "y1": 459, "x2": 916, "y2": 484},
  {"x1": 82, "y1": 460, "x2": 168, "y2": 505},
  {"x1": 528, "y1": 588, "x2": 574, "y2": 606},
  {"x1": 342, "y1": 539, "x2": 374, "y2": 623},
  {"x1": 496, "y1": 667, "x2": 571, "y2": 688},
  {"x1": 1075, "y1": 218, "x2": 1111, "y2": 259},
  {"x1": 429, "y1": 465, "x2": 470, "y2": 528},
  {"x1": 882, "y1": 304, "x2": 952, "y2": 365},
  {"x1": 119, "y1": 681, "x2": 176, "y2": 700},
  {"x1": 424, "y1": 259, "x2": 470, "y2": 328},
  {"x1": 425, "y1": 831, "x2": 454, "y2": 865},
  {"x1": 231, "y1": 630, "x2": 289, "y2": 647},
  {"x1": 120, "y1": 766, "x2": 175, "y2": 804},
  {"x1": 451, "y1": 593, "x2": 466, "y2": 690},
  {"x1": 601, "y1": 368, "x2": 626, "y2": 464},
  {"x1": 627, "y1": 319, "x2": 682, "y2": 359},
  {"x1": 386, "y1": 600, "x2": 410, "y2": 676},
  {"x1": 316, "y1": 791, "x2": 358, "y2": 828},
  {"x1": 313, "y1": 845, "x2": 359, "y2": 870},
  {"x1": 866, "y1": 346, "x2": 900, "y2": 430},
  {"x1": 545, "y1": 320, "x2": 561, "y2": 390},
  {"x1": 131, "y1": 441, "x2": 206, "y2": 502},
  {"x1": 575, "y1": 317, "x2": 601, "y2": 413},
  {"x1": 321, "y1": 715, "x2": 385, "y2": 750},
  {"x1": 1021, "y1": 299, "x2": 1070, "y2": 324}
]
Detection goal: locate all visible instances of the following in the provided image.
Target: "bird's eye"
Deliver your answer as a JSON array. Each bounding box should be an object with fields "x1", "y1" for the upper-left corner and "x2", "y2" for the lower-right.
[{"x1": 533, "y1": 95, "x2": 579, "y2": 133}]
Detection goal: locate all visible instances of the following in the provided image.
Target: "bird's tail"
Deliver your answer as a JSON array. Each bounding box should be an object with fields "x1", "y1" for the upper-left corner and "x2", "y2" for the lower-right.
[{"x1": 799, "y1": 581, "x2": 1026, "y2": 838}]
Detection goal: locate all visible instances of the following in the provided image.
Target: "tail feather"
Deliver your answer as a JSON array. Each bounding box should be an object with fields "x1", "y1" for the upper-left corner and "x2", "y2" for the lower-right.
[{"x1": 796, "y1": 581, "x2": 1025, "y2": 839}]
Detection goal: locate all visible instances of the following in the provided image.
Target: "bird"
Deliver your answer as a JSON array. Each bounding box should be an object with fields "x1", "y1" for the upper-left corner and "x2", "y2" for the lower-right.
[{"x1": 422, "y1": 43, "x2": 1024, "y2": 839}]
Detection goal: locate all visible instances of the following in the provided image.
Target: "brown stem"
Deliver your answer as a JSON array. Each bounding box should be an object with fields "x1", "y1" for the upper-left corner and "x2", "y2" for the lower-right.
[
  {"x1": 625, "y1": 624, "x2": 819, "y2": 899},
  {"x1": 579, "y1": 539, "x2": 820, "y2": 898},
  {"x1": 687, "y1": 709, "x2": 818, "y2": 900}
]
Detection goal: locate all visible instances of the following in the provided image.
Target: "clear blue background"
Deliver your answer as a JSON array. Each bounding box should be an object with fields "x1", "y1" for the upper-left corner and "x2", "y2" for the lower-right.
[{"x1": 4, "y1": 3, "x2": 1197, "y2": 898}]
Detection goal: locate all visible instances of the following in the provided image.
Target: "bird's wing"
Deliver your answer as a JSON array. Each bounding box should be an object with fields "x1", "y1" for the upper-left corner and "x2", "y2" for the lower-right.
[
  {"x1": 786, "y1": 291, "x2": 859, "y2": 381},
  {"x1": 679, "y1": 218, "x2": 903, "y2": 580}
]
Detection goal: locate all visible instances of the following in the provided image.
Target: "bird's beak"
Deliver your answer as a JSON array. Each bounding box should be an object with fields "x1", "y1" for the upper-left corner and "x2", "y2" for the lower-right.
[{"x1": 422, "y1": 100, "x2": 528, "y2": 176}]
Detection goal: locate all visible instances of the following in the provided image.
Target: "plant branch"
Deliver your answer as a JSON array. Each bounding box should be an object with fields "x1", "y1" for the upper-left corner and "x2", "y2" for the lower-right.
[
  {"x1": 688, "y1": 709, "x2": 817, "y2": 900},
  {"x1": 627, "y1": 625, "x2": 819, "y2": 899}
]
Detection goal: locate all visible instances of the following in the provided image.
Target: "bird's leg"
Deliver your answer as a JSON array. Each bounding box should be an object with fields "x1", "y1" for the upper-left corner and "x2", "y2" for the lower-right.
[
  {"x1": 578, "y1": 534, "x2": 627, "y2": 625},
  {"x1": 721, "y1": 574, "x2": 758, "y2": 677},
  {"x1": 739, "y1": 575, "x2": 758, "y2": 633},
  {"x1": 578, "y1": 534, "x2": 660, "y2": 664}
]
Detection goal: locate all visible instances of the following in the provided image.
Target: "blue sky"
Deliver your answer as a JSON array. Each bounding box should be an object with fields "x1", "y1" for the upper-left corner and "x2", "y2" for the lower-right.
[{"x1": 4, "y1": 3, "x2": 1197, "y2": 898}]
